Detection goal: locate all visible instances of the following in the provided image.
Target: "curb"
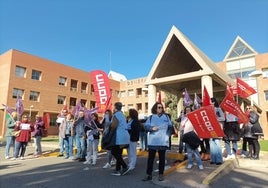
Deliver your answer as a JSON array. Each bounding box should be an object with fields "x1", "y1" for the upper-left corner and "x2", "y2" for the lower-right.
[{"x1": 202, "y1": 158, "x2": 237, "y2": 185}]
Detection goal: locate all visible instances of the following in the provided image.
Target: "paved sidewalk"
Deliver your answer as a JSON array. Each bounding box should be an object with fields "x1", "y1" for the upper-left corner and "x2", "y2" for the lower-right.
[{"x1": 1, "y1": 140, "x2": 268, "y2": 188}]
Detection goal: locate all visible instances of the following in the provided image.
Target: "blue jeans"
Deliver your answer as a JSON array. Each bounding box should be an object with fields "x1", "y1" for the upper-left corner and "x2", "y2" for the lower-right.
[
  {"x1": 5, "y1": 136, "x2": 15, "y2": 157},
  {"x1": 139, "y1": 132, "x2": 148, "y2": 151},
  {"x1": 59, "y1": 134, "x2": 64, "y2": 154},
  {"x1": 63, "y1": 135, "x2": 73, "y2": 157},
  {"x1": 224, "y1": 140, "x2": 237, "y2": 155},
  {"x1": 14, "y1": 141, "x2": 27, "y2": 158},
  {"x1": 33, "y1": 136, "x2": 42, "y2": 155},
  {"x1": 209, "y1": 138, "x2": 223, "y2": 163},
  {"x1": 76, "y1": 135, "x2": 86, "y2": 159},
  {"x1": 186, "y1": 143, "x2": 202, "y2": 166}
]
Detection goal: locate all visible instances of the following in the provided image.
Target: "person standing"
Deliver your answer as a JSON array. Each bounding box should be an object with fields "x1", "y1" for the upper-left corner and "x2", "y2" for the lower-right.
[
  {"x1": 73, "y1": 110, "x2": 87, "y2": 162},
  {"x1": 126, "y1": 108, "x2": 140, "y2": 170},
  {"x1": 110, "y1": 102, "x2": 130, "y2": 176},
  {"x1": 59, "y1": 113, "x2": 74, "y2": 159},
  {"x1": 32, "y1": 114, "x2": 45, "y2": 157},
  {"x1": 84, "y1": 113, "x2": 102, "y2": 166},
  {"x1": 142, "y1": 102, "x2": 173, "y2": 182},
  {"x1": 182, "y1": 106, "x2": 203, "y2": 170},
  {"x1": 5, "y1": 112, "x2": 18, "y2": 159},
  {"x1": 209, "y1": 98, "x2": 225, "y2": 165},
  {"x1": 56, "y1": 109, "x2": 68, "y2": 157},
  {"x1": 101, "y1": 109, "x2": 116, "y2": 169},
  {"x1": 11, "y1": 114, "x2": 34, "y2": 160},
  {"x1": 244, "y1": 106, "x2": 262, "y2": 159},
  {"x1": 223, "y1": 112, "x2": 240, "y2": 160}
]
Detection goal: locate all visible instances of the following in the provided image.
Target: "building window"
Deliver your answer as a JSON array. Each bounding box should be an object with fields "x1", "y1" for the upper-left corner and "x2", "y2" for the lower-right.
[
  {"x1": 15, "y1": 66, "x2": 26, "y2": 77},
  {"x1": 81, "y1": 82, "x2": 88, "y2": 94},
  {"x1": 59, "y1": 76, "x2": 67, "y2": 86},
  {"x1": 128, "y1": 104, "x2": 134, "y2": 109},
  {"x1": 70, "y1": 97, "x2": 77, "y2": 107},
  {"x1": 31, "y1": 70, "x2": 42, "y2": 80},
  {"x1": 128, "y1": 89, "x2": 134, "y2": 97},
  {"x1": 81, "y1": 99, "x2": 87, "y2": 107},
  {"x1": 90, "y1": 84, "x2": 94, "y2": 95},
  {"x1": 12, "y1": 88, "x2": 24, "y2": 99},
  {"x1": 136, "y1": 88, "x2": 142, "y2": 98},
  {"x1": 29, "y1": 91, "x2": 40, "y2": 101},
  {"x1": 57, "y1": 95, "x2": 66, "y2": 104},
  {"x1": 70, "y1": 79, "x2": 78, "y2": 92},
  {"x1": 115, "y1": 90, "x2": 120, "y2": 97},
  {"x1": 265, "y1": 91, "x2": 268, "y2": 101},
  {"x1": 121, "y1": 91, "x2": 126, "y2": 97}
]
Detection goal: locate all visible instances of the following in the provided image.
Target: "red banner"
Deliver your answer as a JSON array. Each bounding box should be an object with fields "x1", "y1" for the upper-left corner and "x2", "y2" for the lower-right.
[
  {"x1": 42, "y1": 113, "x2": 50, "y2": 129},
  {"x1": 202, "y1": 85, "x2": 211, "y2": 106},
  {"x1": 187, "y1": 105, "x2": 225, "y2": 138},
  {"x1": 236, "y1": 78, "x2": 256, "y2": 98},
  {"x1": 90, "y1": 70, "x2": 111, "y2": 113},
  {"x1": 220, "y1": 92, "x2": 248, "y2": 124}
]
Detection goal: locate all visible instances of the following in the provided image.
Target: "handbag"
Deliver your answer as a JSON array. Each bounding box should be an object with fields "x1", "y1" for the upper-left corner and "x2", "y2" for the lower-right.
[
  {"x1": 41, "y1": 128, "x2": 48, "y2": 137},
  {"x1": 182, "y1": 130, "x2": 200, "y2": 150},
  {"x1": 101, "y1": 126, "x2": 116, "y2": 150},
  {"x1": 11, "y1": 130, "x2": 21, "y2": 137}
]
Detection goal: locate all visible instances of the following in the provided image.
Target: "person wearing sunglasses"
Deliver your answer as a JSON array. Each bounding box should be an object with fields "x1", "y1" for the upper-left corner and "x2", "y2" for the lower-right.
[{"x1": 142, "y1": 102, "x2": 173, "y2": 182}]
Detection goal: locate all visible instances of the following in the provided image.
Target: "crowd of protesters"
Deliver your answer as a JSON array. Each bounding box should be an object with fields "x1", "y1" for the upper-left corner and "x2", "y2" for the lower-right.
[{"x1": 4, "y1": 97, "x2": 263, "y2": 182}]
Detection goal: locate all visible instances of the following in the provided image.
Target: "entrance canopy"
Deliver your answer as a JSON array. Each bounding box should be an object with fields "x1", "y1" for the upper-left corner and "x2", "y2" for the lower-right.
[{"x1": 145, "y1": 26, "x2": 233, "y2": 98}]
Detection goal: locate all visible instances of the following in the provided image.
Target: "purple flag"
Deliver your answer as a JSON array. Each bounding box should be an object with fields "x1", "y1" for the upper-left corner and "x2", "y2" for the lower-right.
[
  {"x1": 2, "y1": 104, "x2": 16, "y2": 114},
  {"x1": 16, "y1": 95, "x2": 24, "y2": 115},
  {"x1": 183, "y1": 88, "x2": 193, "y2": 107},
  {"x1": 193, "y1": 93, "x2": 202, "y2": 109},
  {"x1": 72, "y1": 101, "x2": 82, "y2": 119},
  {"x1": 84, "y1": 107, "x2": 99, "y2": 124}
]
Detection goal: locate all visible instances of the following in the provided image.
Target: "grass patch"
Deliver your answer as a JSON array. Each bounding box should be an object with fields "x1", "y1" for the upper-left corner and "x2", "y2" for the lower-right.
[
  {"x1": 260, "y1": 139, "x2": 268, "y2": 152},
  {"x1": 42, "y1": 136, "x2": 59, "y2": 142}
]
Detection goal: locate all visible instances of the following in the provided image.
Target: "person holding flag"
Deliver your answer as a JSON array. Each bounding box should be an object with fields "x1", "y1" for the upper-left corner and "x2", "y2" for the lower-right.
[
  {"x1": 210, "y1": 98, "x2": 225, "y2": 165},
  {"x1": 5, "y1": 111, "x2": 18, "y2": 159}
]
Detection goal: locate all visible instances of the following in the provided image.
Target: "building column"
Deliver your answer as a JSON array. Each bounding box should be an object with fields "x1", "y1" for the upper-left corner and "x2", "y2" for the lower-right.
[
  {"x1": 201, "y1": 75, "x2": 213, "y2": 97},
  {"x1": 148, "y1": 84, "x2": 156, "y2": 115}
]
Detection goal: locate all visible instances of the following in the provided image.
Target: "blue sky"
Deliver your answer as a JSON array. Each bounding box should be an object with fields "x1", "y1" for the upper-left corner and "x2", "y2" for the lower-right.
[{"x1": 1, "y1": 0, "x2": 267, "y2": 80}]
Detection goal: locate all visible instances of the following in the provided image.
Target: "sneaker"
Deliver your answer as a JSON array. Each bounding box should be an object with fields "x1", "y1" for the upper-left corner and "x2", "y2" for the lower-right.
[
  {"x1": 92, "y1": 162, "x2": 96, "y2": 166},
  {"x1": 158, "y1": 174, "x2": 164, "y2": 181},
  {"x1": 64, "y1": 156, "x2": 69, "y2": 159},
  {"x1": 121, "y1": 167, "x2": 131, "y2": 176},
  {"x1": 5, "y1": 156, "x2": 10, "y2": 159},
  {"x1": 110, "y1": 160, "x2": 116, "y2": 166},
  {"x1": 187, "y1": 164, "x2": 193, "y2": 169},
  {"x1": 20, "y1": 157, "x2": 25, "y2": 160},
  {"x1": 103, "y1": 163, "x2": 112, "y2": 169},
  {"x1": 142, "y1": 175, "x2": 152, "y2": 181},
  {"x1": 240, "y1": 154, "x2": 247, "y2": 158},
  {"x1": 111, "y1": 170, "x2": 121, "y2": 176},
  {"x1": 83, "y1": 161, "x2": 91, "y2": 165},
  {"x1": 199, "y1": 165, "x2": 204, "y2": 170},
  {"x1": 10, "y1": 157, "x2": 17, "y2": 161}
]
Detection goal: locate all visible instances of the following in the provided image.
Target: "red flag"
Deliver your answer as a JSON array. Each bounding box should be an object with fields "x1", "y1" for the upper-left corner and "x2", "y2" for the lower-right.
[
  {"x1": 158, "y1": 91, "x2": 162, "y2": 103},
  {"x1": 226, "y1": 83, "x2": 234, "y2": 99},
  {"x1": 220, "y1": 92, "x2": 248, "y2": 124},
  {"x1": 236, "y1": 78, "x2": 257, "y2": 98},
  {"x1": 202, "y1": 85, "x2": 211, "y2": 106},
  {"x1": 187, "y1": 105, "x2": 225, "y2": 138},
  {"x1": 90, "y1": 70, "x2": 111, "y2": 113},
  {"x1": 104, "y1": 96, "x2": 112, "y2": 111},
  {"x1": 42, "y1": 113, "x2": 50, "y2": 129}
]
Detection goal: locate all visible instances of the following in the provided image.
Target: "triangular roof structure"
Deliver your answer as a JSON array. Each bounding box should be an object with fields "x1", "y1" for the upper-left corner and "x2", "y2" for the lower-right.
[
  {"x1": 145, "y1": 25, "x2": 233, "y2": 97},
  {"x1": 224, "y1": 36, "x2": 257, "y2": 61},
  {"x1": 108, "y1": 70, "x2": 127, "y2": 81}
]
